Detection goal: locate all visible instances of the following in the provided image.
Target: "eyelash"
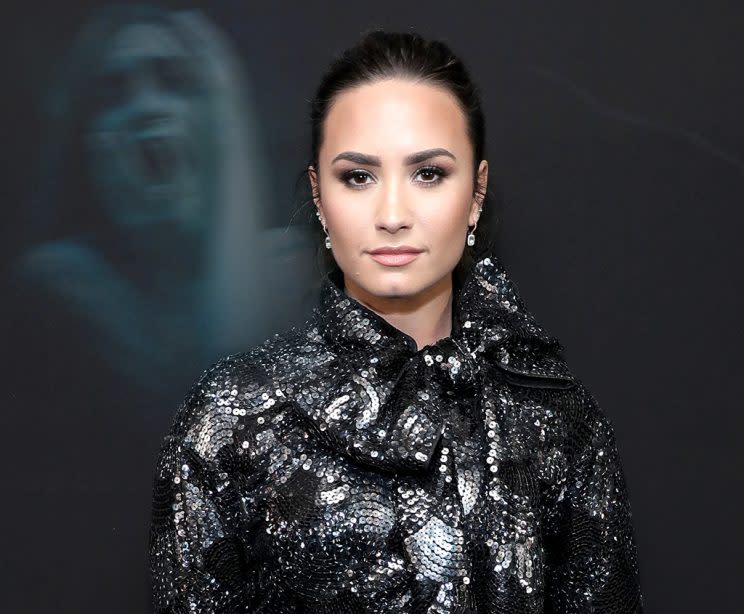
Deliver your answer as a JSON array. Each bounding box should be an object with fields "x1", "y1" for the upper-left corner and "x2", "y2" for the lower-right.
[{"x1": 340, "y1": 165, "x2": 448, "y2": 190}]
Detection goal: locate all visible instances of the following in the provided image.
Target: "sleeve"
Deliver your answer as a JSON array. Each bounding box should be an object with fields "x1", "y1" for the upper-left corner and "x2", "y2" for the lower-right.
[
  {"x1": 543, "y1": 385, "x2": 645, "y2": 613},
  {"x1": 148, "y1": 358, "x2": 267, "y2": 613}
]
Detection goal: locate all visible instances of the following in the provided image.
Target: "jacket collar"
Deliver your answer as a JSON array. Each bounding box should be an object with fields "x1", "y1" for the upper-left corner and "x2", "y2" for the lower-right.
[
  {"x1": 294, "y1": 252, "x2": 576, "y2": 473},
  {"x1": 315, "y1": 252, "x2": 575, "y2": 382}
]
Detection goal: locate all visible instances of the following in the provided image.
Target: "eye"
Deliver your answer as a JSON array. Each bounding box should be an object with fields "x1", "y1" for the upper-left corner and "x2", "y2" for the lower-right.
[
  {"x1": 341, "y1": 169, "x2": 375, "y2": 189},
  {"x1": 92, "y1": 66, "x2": 130, "y2": 109},
  {"x1": 153, "y1": 57, "x2": 201, "y2": 95},
  {"x1": 413, "y1": 165, "x2": 447, "y2": 186}
]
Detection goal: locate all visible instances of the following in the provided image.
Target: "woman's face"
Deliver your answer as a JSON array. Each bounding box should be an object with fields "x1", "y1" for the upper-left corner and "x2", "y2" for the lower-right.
[{"x1": 309, "y1": 78, "x2": 487, "y2": 302}]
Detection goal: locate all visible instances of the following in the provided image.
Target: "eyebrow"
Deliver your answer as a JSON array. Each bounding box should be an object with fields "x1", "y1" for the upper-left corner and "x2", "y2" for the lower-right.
[{"x1": 331, "y1": 148, "x2": 456, "y2": 166}]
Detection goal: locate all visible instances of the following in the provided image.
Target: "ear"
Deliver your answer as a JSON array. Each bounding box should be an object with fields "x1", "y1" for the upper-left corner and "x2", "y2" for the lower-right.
[
  {"x1": 308, "y1": 165, "x2": 321, "y2": 208},
  {"x1": 469, "y1": 159, "x2": 488, "y2": 225}
]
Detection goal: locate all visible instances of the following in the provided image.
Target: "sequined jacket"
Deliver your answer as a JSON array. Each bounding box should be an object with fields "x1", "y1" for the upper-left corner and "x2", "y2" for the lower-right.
[{"x1": 149, "y1": 254, "x2": 645, "y2": 613}]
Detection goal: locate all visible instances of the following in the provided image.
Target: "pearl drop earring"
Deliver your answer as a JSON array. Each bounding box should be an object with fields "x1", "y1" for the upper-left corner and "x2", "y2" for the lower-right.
[
  {"x1": 467, "y1": 206, "x2": 483, "y2": 247},
  {"x1": 316, "y1": 208, "x2": 331, "y2": 249}
]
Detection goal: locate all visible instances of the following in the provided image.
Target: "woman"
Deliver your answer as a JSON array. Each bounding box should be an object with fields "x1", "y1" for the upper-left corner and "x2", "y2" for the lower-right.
[{"x1": 149, "y1": 30, "x2": 644, "y2": 613}]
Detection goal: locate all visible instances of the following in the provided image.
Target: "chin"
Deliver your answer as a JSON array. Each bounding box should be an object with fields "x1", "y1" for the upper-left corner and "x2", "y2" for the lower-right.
[{"x1": 368, "y1": 272, "x2": 428, "y2": 299}]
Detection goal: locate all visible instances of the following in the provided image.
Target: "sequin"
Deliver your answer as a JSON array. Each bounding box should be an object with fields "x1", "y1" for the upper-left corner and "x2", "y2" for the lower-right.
[{"x1": 149, "y1": 253, "x2": 644, "y2": 612}]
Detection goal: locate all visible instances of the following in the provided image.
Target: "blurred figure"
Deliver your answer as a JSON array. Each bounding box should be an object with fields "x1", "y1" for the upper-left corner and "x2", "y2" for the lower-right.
[
  {"x1": 12, "y1": 4, "x2": 315, "y2": 394},
  {"x1": 2, "y1": 4, "x2": 316, "y2": 612}
]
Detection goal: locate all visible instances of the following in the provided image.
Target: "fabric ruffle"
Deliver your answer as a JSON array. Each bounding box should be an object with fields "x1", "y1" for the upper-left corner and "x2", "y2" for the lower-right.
[{"x1": 292, "y1": 254, "x2": 577, "y2": 473}]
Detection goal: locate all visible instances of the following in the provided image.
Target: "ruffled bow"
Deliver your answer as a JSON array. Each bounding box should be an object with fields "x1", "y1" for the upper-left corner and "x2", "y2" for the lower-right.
[{"x1": 292, "y1": 254, "x2": 576, "y2": 473}]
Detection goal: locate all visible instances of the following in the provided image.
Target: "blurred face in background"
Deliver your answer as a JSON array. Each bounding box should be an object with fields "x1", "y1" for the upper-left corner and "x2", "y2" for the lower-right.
[
  {"x1": 86, "y1": 21, "x2": 209, "y2": 232},
  {"x1": 310, "y1": 78, "x2": 487, "y2": 303}
]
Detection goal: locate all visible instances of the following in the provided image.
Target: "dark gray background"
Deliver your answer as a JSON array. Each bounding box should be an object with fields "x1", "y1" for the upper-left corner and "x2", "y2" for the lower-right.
[{"x1": 2, "y1": 1, "x2": 742, "y2": 611}]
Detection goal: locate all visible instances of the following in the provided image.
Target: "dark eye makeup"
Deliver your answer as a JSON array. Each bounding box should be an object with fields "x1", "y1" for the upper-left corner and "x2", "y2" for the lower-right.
[{"x1": 338, "y1": 165, "x2": 449, "y2": 190}]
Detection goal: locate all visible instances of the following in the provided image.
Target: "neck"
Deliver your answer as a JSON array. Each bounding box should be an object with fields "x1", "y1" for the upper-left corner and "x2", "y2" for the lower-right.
[{"x1": 343, "y1": 273, "x2": 454, "y2": 351}]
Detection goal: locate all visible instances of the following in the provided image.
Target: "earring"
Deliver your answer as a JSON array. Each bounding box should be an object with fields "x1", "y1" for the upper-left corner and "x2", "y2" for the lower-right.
[
  {"x1": 316, "y1": 208, "x2": 331, "y2": 249},
  {"x1": 467, "y1": 206, "x2": 483, "y2": 247}
]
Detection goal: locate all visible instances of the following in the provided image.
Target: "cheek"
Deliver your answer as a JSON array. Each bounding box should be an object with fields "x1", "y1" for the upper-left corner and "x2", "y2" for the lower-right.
[
  {"x1": 322, "y1": 187, "x2": 370, "y2": 240},
  {"x1": 418, "y1": 184, "x2": 471, "y2": 237}
]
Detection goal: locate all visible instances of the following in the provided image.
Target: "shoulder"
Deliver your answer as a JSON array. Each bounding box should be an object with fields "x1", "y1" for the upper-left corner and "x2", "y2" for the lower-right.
[
  {"x1": 574, "y1": 379, "x2": 618, "y2": 439},
  {"x1": 165, "y1": 323, "x2": 326, "y2": 467},
  {"x1": 10, "y1": 238, "x2": 109, "y2": 285},
  {"x1": 556, "y1": 375, "x2": 624, "y2": 464},
  {"x1": 250, "y1": 318, "x2": 335, "y2": 368},
  {"x1": 165, "y1": 351, "x2": 287, "y2": 467}
]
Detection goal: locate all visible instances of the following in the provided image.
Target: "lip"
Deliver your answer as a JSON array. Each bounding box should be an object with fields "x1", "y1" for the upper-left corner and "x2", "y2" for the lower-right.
[{"x1": 368, "y1": 246, "x2": 422, "y2": 267}]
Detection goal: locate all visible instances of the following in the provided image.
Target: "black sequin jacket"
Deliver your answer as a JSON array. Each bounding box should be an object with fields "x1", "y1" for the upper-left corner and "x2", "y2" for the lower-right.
[{"x1": 149, "y1": 254, "x2": 644, "y2": 613}]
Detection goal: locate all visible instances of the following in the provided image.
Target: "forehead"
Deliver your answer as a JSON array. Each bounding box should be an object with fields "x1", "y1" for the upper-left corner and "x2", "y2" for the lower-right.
[
  {"x1": 105, "y1": 22, "x2": 190, "y2": 63},
  {"x1": 321, "y1": 79, "x2": 470, "y2": 157}
]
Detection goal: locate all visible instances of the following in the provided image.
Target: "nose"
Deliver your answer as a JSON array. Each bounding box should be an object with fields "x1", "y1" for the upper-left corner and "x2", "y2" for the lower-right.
[
  {"x1": 375, "y1": 179, "x2": 412, "y2": 233},
  {"x1": 125, "y1": 60, "x2": 181, "y2": 120}
]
